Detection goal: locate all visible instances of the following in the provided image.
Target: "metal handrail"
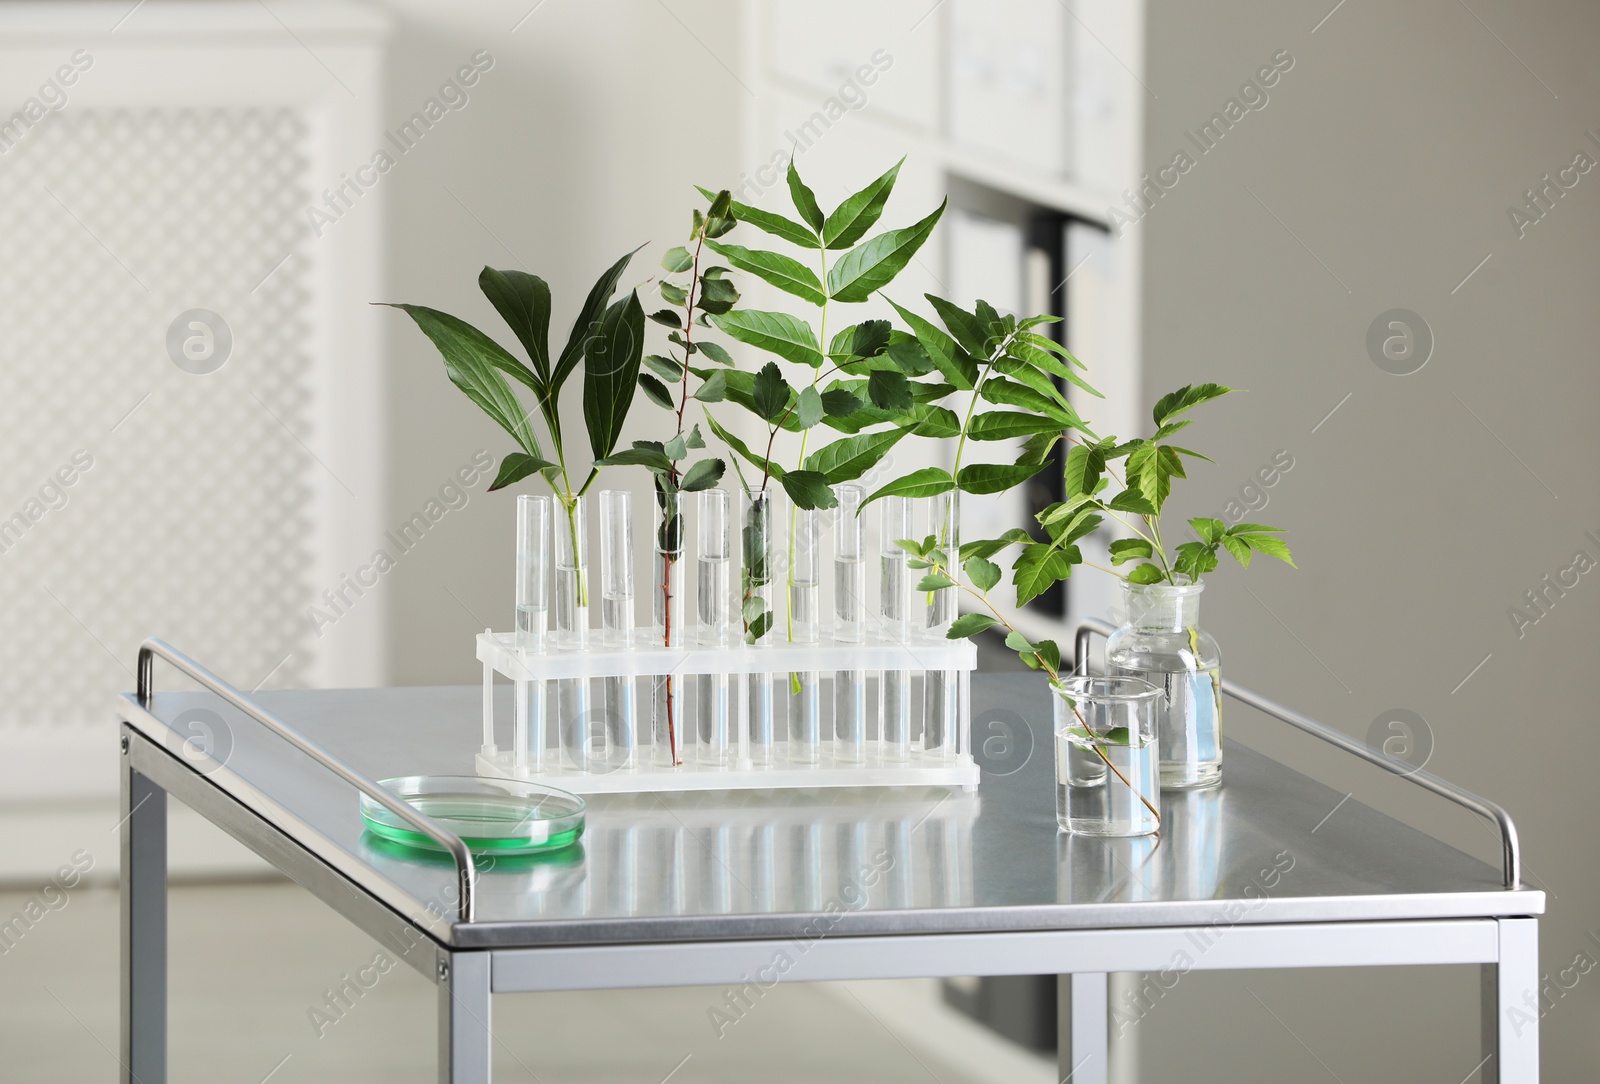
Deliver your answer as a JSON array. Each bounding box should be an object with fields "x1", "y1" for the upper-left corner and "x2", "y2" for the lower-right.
[
  {"x1": 135, "y1": 638, "x2": 477, "y2": 921},
  {"x1": 1074, "y1": 620, "x2": 1522, "y2": 889}
]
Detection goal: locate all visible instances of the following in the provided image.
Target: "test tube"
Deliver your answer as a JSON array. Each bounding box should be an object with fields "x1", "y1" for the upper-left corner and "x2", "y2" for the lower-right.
[
  {"x1": 554, "y1": 496, "x2": 592, "y2": 771},
  {"x1": 833, "y1": 484, "x2": 867, "y2": 764},
  {"x1": 514, "y1": 495, "x2": 550, "y2": 772},
  {"x1": 600, "y1": 489, "x2": 636, "y2": 767},
  {"x1": 923, "y1": 491, "x2": 960, "y2": 759},
  {"x1": 652, "y1": 486, "x2": 686, "y2": 766},
  {"x1": 698, "y1": 490, "x2": 733, "y2": 766},
  {"x1": 787, "y1": 503, "x2": 821, "y2": 765},
  {"x1": 879, "y1": 495, "x2": 912, "y2": 762},
  {"x1": 742, "y1": 488, "x2": 776, "y2": 766}
]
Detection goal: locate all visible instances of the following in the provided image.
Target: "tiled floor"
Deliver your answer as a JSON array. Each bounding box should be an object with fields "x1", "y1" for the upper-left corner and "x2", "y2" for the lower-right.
[{"x1": 0, "y1": 879, "x2": 1053, "y2": 1083}]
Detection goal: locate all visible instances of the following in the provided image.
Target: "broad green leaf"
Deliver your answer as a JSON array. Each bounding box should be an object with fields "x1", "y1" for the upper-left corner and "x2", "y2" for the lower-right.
[
  {"x1": 1064, "y1": 443, "x2": 1104, "y2": 497},
  {"x1": 828, "y1": 320, "x2": 892, "y2": 363},
  {"x1": 697, "y1": 275, "x2": 740, "y2": 314},
  {"x1": 796, "y1": 385, "x2": 824, "y2": 429},
  {"x1": 827, "y1": 198, "x2": 947, "y2": 303},
  {"x1": 1017, "y1": 330, "x2": 1086, "y2": 369},
  {"x1": 822, "y1": 157, "x2": 903, "y2": 249},
  {"x1": 820, "y1": 388, "x2": 861, "y2": 417},
  {"x1": 660, "y1": 280, "x2": 688, "y2": 306},
  {"x1": 700, "y1": 187, "x2": 820, "y2": 249},
  {"x1": 638, "y1": 372, "x2": 674, "y2": 410},
  {"x1": 711, "y1": 309, "x2": 824, "y2": 368},
  {"x1": 862, "y1": 466, "x2": 956, "y2": 508},
  {"x1": 916, "y1": 573, "x2": 955, "y2": 592},
  {"x1": 648, "y1": 308, "x2": 682, "y2": 328},
  {"x1": 704, "y1": 239, "x2": 825, "y2": 305},
  {"x1": 684, "y1": 423, "x2": 706, "y2": 449},
  {"x1": 478, "y1": 267, "x2": 551, "y2": 383},
  {"x1": 697, "y1": 340, "x2": 735, "y2": 366},
  {"x1": 663, "y1": 433, "x2": 688, "y2": 461},
  {"x1": 1236, "y1": 533, "x2": 1296, "y2": 566},
  {"x1": 1153, "y1": 418, "x2": 1192, "y2": 441},
  {"x1": 780, "y1": 469, "x2": 838, "y2": 510},
  {"x1": 1021, "y1": 431, "x2": 1062, "y2": 464},
  {"x1": 979, "y1": 376, "x2": 1076, "y2": 425},
  {"x1": 1033, "y1": 639, "x2": 1062, "y2": 674},
  {"x1": 926, "y1": 295, "x2": 988, "y2": 357},
  {"x1": 679, "y1": 458, "x2": 726, "y2": 492},
  {"x1": 867, "y1": 369, "x2": 913, "y2": 411},
  {"x1": 959, "y1": 529, "x2": 1034, "y2": 560},
  {"x1": 1014, "y1": 543, "x2": 1075, "y2": 607},
  {"x1": 948, "y1": 613, "x2": 997, "y2": 639},
  {"x1": 644, "y1": 354, "x2": 682, "y2": 382},
  {"x1": 661, "y1": 245, "x2": 694, "y2": 273},
  {"x1": 1152, "y1": 382, "x2": 1233, "y2": 427},
  {"x1": 956, "y1": 461, "x2": 1049, "y2": 495},
  {"x1": 488, "y1": 451, "x2": 555, "y2": 492},
  {"x1": 1221, "y1": 535, "x2": 1252, "y2": 566},
  {"x1": 1107, "y1": 488, "x2": 1157, "y2": 515},
  {"x1": 752, "y1": 362, "x2": 791, "y2": 422},
  {"x1": 1101, "y1": 727, "x2": 1133, "y2": 746},
  {"x1": 1174, "y1": 541, "x2": 1219, "y2": 581},
  {"x1": 993, "y1": 356, "x2": 1073, "y2": 412},
  {"x1": 553, "y1": 246, "x2": 641, "y2": 388},
  {"x1": 694, "y1": 369, "x2": 728, "y2": 402},
  {"x1": 594, "y1": 445, "x2": 673, "y2": 472},
  {"x1": 1189, "y1": 517, "x2": 1225, "y2": 545},
  {"x1": 702, "y1": 188, "x2": 735, "y2": 237},
  {"x1": 1125, "y1": 562, "x2": 1166, "y2": 585},
  {"x1": 1108, "y1": 538, "x2": 1154, "y2": 565},
  {"x1": 382, "y1": 303, "x2": 544, "y2": 460},
  {"x1": 968, "y1": 412, "x2": 1063, "y2": 441},
  {"x1": 803, "y1": 428, "x2": 906, "y2": 484},
  {"x1": 885, "y1": 297, "x2": 977, "y2": 390},
  {"x1": 963, "y1": 556, "x2": 1001, "y2": 592},
  {"x1": 904, "y1": 403, "x2": 962, "y2": 439},
  {"x1": 786, "y1": 158, "x2": 825, "y2": 231}
]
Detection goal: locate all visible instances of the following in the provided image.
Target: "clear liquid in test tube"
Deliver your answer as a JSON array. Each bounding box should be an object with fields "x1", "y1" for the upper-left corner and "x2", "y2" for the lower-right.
[
  {"x1": 787, "y1": 503, "x2": 820, "y2": 765},
  {"x1": 600, "y1": 489, "x2": 636, "y2": 767},
  {"x1": 514, "y1": 494, "x2": 549, "y2": 772},
  {"x1": 697, "y1": 489, "x2": 732, "y2": 766},
  {"x1": 833, "y1": 484, "x2": 867, "y2": 764},
  {"x1": 879, "y1": 496, "x2": 912, "y2": 762}
]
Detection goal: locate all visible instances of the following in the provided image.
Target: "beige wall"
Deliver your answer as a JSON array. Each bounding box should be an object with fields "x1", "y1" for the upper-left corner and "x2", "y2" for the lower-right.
[{"x1": 1135, "y1": 0, "x2": 1600, "y2": 1078}]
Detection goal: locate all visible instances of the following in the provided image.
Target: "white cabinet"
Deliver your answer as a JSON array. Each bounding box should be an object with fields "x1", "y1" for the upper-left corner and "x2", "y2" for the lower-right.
[
  {"x1": 766, "y1": 0, "x2": 942, "y2": 133},
  {"x1": 947, "y1": 0, "x2": 1071, "y2": 176}
]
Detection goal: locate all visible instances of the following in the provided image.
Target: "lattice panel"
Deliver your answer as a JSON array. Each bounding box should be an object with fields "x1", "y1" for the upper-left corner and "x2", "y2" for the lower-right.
[{"x1": 0, "y1": 107, "x2": 316, "y2": 731}]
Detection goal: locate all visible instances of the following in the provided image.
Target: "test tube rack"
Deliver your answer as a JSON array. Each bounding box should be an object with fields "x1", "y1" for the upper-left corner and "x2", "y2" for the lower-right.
[{"x1": 474, "y1": 630, "x2": 979, "y2": 794}]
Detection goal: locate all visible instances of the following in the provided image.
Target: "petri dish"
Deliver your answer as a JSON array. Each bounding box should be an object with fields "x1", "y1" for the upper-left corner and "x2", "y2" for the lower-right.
[{"x1": 360, "y1": 775, "x2": 585, "y2": 857}]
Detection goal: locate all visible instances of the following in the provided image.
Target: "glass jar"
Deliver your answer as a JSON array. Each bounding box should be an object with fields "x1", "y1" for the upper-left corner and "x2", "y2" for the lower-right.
[
  {"x1": 1053, "y1": 675, "x2": 1163, "y2": 837},
  {"x1": 1105, "y1": 579, "x2": 1223, "y2": 790}
]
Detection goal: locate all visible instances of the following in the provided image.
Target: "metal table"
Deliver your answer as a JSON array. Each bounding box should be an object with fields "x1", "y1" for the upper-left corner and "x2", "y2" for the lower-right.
[{"x1": 117, "y1": 636, "x2": 1542, "y2": 1082}]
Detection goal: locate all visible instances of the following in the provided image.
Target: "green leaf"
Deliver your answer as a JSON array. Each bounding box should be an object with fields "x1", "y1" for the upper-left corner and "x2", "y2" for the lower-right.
[
  {"x1": 644, "y1": 354, "x2": 683, "y2": 382},
  {"x1": 679, "y1": 458, "x2": 726, "y2": 492},
  {"x1": 1227, "y1": 522, "x2": 1287, "y2": 534},
  {"x1": 1107, "y1": 488, "x2": 1157, "y2": 515},
  {"x1": 553, "y1": 246, "x2": 642, "y2": 388},
  {"x1": 1008, "y1": 340, "x2": 1103, "y2": 399},
  {"x1": 711, "y1": 309, "x2": 824, "y2": 368},
  {"x1": 648, "y1": 308, "x2": 681, "y2": 328},
  {"x1": 862, "y1": 466, "x2": 956, "y2": 508},
  {"x1": 1033, "y1": 639, "x2": 1062, "y2": 674},
  {"x1": 904, "y1": 404, "x2": 962, "y2": 439},
  {"x1": 796, "y1": 385, "x2": 824, "y2": 429},
  {"x1": 694, "y1": 369, "x2": 728, "y2": 402},
  {"x1": 955, "y1": 461, "x2": 1049, "y2": 495},
  {"x1": 752, "y1": 362, "x2": 791, "y2": 422},
  {"x1": 1126, "y1": 562, "x2": 1165, "y2": 585},
  {"x1": 822, "y1": 157, "x2": 903, "y2": 249},
  {"x1": 1221, "y1": 535, "x2": 1252, "y2": 566},
  {"x1": 638, "y1": 372, "x2": 674, "y2": 410},
  {"x1": 959, "y1": 529, "x2": 1034, "y2": 560},
  {"x1": 780, "y1": 469, "x2": 838, "y2": 510},
  {"x1": 1236, "y1": 533, "x2": 1296, "y2": 566},
  {"x1": 594, "y1": 444, "x2": 673, "y2": 472},
  {"x1": 948, "y1": 612, "x2": 997, "y2": 639},
  {"x1": 1014, "y1": 543, "x2": 1076, "y2": 607},
  {"x1": 828, "y1": 320, "x2": 892, "y2": 364},
  {"x1": 979, "y1": 376, "x2": 1076, "y2": 425},
  {"x1": 488, "y1": 451, "x2": 556, "y2": 491},
  {"x1": 381, "y1": 304, "x2": 545, "y2": 461},
  {"x1": 885, "y1": 297, "x2": 977, "y2": 390},
  {"x1": 884, "y1": 337, "x2": 937, "y2": 376},
  {"x1": 867, "y1": 369, "x2": 913, "y2": 411},
  {"x1": 1152, "y1": 418, "x2": 1192, "y2": 441},
  {"x1": 967, "y1": 412, "x2": 1063, "y2": 442},
  {"x1": 1152, "y1": 382, "x2": 1233, "y2": 427},
  {"x1": 1108, "y1": 538, "x2": 1154, "y2": 565},
  {"x1": 704, "y1": 239, "x2": 826, "y2": 306},
  {"x1": 700, "y1": 187, "x2": 820, "y2": 249},
  {"x1": 478, "y1": 267, "x2": 552, "y2": 383},
  {"x1": 1190, "y1": 517, "x2": 1225, "y2": 545},
  {"x1": 697, "y1": 340, "x2": 734, "y2": 366},
  {"x1": 705, "y1": 412, "x2": 782, "y2": 479},
  {"x1": 786, "y1": 158, "x2": 825, "y2": 232},
  {"x1": 803, "y1": 428, "x2": 906, "y2": 484},
  {"x1": 827, "y1": 198, "x2": 947, "y2": 303},
  {"x1": 916, "y1": 573, "x2": 955, "y2": 592},
  {"x1": 1064, "y1": 443, "x2": 1104, "y2": 497},
  {"x1": 745, "y1": 611, "x2": 772, "y2": 642},
  {"x1": 661, "y1": 245, "x2": 694, "y2": 273},
  {"x1": 993, "y1": 357, "x2": 1073, "y2": 413},
  {"x1": 820, "y1": 388, "x2": 861, "y2": 417},
  {"x1": 926, "y1": 295, "x2": 988, "y2": 357},
  {"x1": 1021, "y1": 431, "x2": 1062, "y2": 465},
  {"x1": 1173, "y1": 541, "x2": 1220, "y2": 581},
  {"x1": 1101, "y1": 727, "x2": 1132, "y2": 747},
  {"x1": 963, "y1": 556, "x2": 1001, "y2": 592},
  {"x1": 659, "y1": 280, "x2": 688, "y2": 306}
]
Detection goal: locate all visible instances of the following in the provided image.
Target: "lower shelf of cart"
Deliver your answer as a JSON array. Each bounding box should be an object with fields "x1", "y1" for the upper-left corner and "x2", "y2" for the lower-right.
[{"x1": 475, "y1": 746, "x2": 980, "y2": 793}]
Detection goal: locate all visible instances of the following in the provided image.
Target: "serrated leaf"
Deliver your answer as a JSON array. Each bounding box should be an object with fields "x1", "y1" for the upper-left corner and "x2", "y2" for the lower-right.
[
  {"x1": 488, "y1": 451, "x2": 556, "y2": 491},
  {"x1": 1221, "y1": 534, "x2": 1252, "y2": 566},
  {"x1": 948, "y1": 613, "x2": 997, "y2": 639},
  {"x1": 796, "y1": 385, "x2": 824, "y2": 429},
  {"x1": 822, "y1": 158, "x2": 903, "y2": 249},
  {"x1": 648, "y1": 308, "x2": 682, "y2": 328},
  {"x1": 885, "y1": 297, "x2": 977, "y2": 390},
  {"x1": 916, "y1": 573, "x2": 955, "y2": 592},
  {"x1": 1064, "y1": 442, "x2": 1104, "y2": 497},
  {"x1": 959, "y1": 529, "x2": 1034, "y2": 560},
  {"x1": 1173, "y1": 541, "x2": 1219, "y2": 581},
  {"x1": 828, "y1": 320, "x2": 892, "y2": 364},
  {"x1": 697, "y1": 340, "x2": 734, "y2": 366},
  {"x1": 1189, "y1": 517, "x2": 1225, "y2": 545},
  {"x1": 955, "y1": 461, "x2": 1049, "y2": 495},
  {"x1": 1108, "y1": 538, "x2": 1154, "y2": 565},
  {"x1": 1152, "y1": 382, "x2": 1233, "y2": 427},
  {"x1": 862, "y1": 467, "x2": 956, "y2": 508},
  {"x1": 780, "y1": 469, "x2": 838, "y2": 510},
  {"x1": 967, "y1": 412, "x2": 1063, "y2": 441},
  {"x1": 925, "y1": 295, "x2": 989, "y2": 357},
  {"x1": 1227, "y1": 522, "x2": 1286, "y2": 534},
  {"x1": 697, "y1": 275, "x2": 739, "y2": 315},
  {"x1": 803, "y1": 428, "x2": 906, "y2": 484},
  {"x1": 679, "y1": 458, "x2": 725, "y2": 492},
  {"x1": 979, "y1": 376, "x2": 1077, "y2": 425},
  {"x1": 1236, "y1": 533, "x2": 1296, "y2": 566},
  {"x1": 638, "y1": 372, "x2": 675, "y2": 409},
  {"x1": 711, "y1": 309, "x2": 824, "y2": 368},
  {"x1": 664, "y1": 433, "x2": 688, "y2": 461},
  {"x1": 904, "y1": 404, "x2": 962, "y2": 439},
  {"x1": 1107, "y1": 488, "x2": 1157, "y2": 515},
  {"x1": 1126, "y1": 562, "x2": 1165, "y2": 585},
  {"x1": 827, "y1": 198, "x2": 947, "y2": 303},
  {"x1": 1014, "y1": 543, "x2": 1075, "y2": 607},
  {"x1": 820, "y1": 388, "x2": 861, "y2": 417},
  {"x1": 867, "y1": 369, "x2": 913, "y2": 412},
  {"x1": 699, "y1": 186, "x2": 821, "y2": 249},
  {"x1": 963, "y1": 556, "x2": 1001, "y2": 592},
  {"x1": 704, "y1": 239, "x2": 825, "y2": 305},
  {"x1": 752, "y1": 361, "x2": 791, "y2": 422},
  {"x1": 1034, "y1": 639, "x2": 1062, "y2": 674},
  {"x1": 786, "y1": 158, "x2": 825, "y2": 231}
]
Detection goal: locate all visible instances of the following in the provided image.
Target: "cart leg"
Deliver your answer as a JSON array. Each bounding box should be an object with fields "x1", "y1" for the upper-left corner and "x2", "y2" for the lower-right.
[
  {"x1": 439, "y1": 951, "x2": 492, "y2": 1083},
  {"x1": 120, "y1": 745, "x2": 167, "y2": 1083},
  {"x1": 1483, "y1": 918, "x2": 1539, "y2": 1083},
  {"x1": 1058, "y1": 973, "x2": 1109, "y2": 1084}
]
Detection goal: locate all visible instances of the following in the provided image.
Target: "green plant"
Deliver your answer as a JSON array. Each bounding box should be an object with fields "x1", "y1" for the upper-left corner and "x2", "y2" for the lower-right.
[{"x1": 382, "y1": 251, "x2": 647, "y2": 607}]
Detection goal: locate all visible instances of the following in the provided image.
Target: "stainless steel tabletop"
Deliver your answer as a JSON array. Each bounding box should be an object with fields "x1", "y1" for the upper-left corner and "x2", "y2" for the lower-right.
[{"x1": 117, "y1": 677, "x2": 1543, "y2": 949}]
